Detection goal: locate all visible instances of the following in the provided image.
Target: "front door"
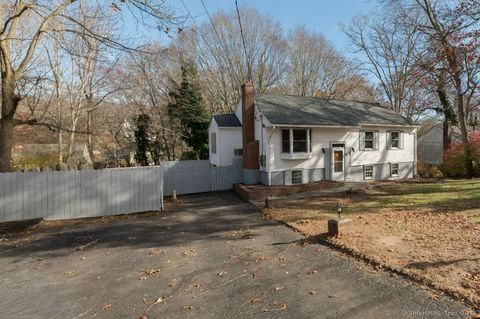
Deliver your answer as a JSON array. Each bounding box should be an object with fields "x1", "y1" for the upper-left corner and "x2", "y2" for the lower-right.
[{"x1": 331, "y1": 145, "x2": 345, "y2": 181}]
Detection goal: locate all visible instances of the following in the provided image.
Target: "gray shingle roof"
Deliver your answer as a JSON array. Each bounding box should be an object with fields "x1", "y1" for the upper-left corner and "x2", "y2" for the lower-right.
[
  {"x1": 256, "y1": 93, "x2": 415, "y2": 127},
  {"x1": 213, "y1": 114, "x2": 242, "y2": 128}
]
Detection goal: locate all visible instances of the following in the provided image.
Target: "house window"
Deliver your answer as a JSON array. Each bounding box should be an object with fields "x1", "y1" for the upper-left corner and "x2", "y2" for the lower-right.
[
  {"x1": 281, "y1": 128, "x2": 311, "y2": 154},
  {"x1": 291, "y1": 170, "x2": 303, "y2": 184},
  {"x1": 364, "y1": 165, "x2": 373, "y2": 179},
  {"x1": 309, "y1": 130, "x2": 312, "y2": 152},
  {"x1": 211, "y1": 133, "x2": 216, "y2": 154},
  {"x1": 282, "y1": 129, "x2": 290, "y2": 153},
  {"x1": 391, "y1": 163, "x2": 399, "y2": 176},
  {"x1": 293, "y1": 129, "x2": 308, "y2": 152},
  {"x1": 364, "y1": 131, "x2": 374, "y2": 149},
  {"x1": 390, "y1": 132, "x2": 399, "y2": 149},
  {"x1": 234, "y1": 149, "x2": 243, "y2": 156}
]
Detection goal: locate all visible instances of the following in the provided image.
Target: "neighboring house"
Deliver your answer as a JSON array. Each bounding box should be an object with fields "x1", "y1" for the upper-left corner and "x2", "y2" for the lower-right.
[
  {"x1": 209, "y1": 81, "x2": 419, "y2": 185},
  {"x1": 209, "y1": 114, "x2": 243, "y2": 166},
  {"x1": 417, "y1": 124, "x2": 468, "y2": 165}
]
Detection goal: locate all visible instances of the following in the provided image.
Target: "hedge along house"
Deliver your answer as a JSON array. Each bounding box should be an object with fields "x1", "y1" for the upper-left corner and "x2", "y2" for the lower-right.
[{"x1": 209, "y1": 81, "x2": 419, "y2": 185}]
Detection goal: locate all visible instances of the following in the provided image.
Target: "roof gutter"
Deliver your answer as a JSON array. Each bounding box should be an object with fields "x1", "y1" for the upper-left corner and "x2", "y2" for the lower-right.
[
  {"x1": 264, "y1": 123, "x2": 420, "y2": 129},
  {"x1": 264, "y1": 124, "x2": 362, "y2": 129},
  {"x1": 358, "y1": 123, "x2": 421, "y2": 128}
]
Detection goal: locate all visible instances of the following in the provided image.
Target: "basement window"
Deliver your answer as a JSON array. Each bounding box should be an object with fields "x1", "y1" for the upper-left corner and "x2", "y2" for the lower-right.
[
  {"x1": 234, "y1": 149, "x2": 243, "y2": 156},
  {"x1": 391, "y1": 163, "x2": 399, "y2": 177},
  {"x1": 364, "y1": 166, "x2": 373, "y2": 180},
  {"x1": 291, "y1": 170, "x2": 303, "y2": 184}
]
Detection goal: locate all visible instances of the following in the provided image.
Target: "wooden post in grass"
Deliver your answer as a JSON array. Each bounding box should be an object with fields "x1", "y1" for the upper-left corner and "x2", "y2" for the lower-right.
[{"x1": 328, "y1": 218, "x2": 352, "y2": 237}]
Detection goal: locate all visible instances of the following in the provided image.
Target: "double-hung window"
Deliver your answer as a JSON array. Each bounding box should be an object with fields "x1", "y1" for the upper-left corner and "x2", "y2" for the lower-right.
[
  {"x1": 364, "y1": 165, "x2": 373, "y2": 179},
  {"x1": 364, "y1": 131, "x2": 374, "y2": 150},
  {"x1": 390, "y1": 132, "x2": 399, "y2": 149},
  {"x1": 281, "y1": 128, "x2": 311, "y2": 154},
  {"x1": 291, "y1": 170, "x2": 303, "y2": 184}
]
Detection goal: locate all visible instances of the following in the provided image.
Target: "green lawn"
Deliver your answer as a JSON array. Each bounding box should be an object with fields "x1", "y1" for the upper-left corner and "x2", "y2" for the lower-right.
[
  {"x1": 280, "y1": 179, "x2": 480, "y2": 219},
  {"x1": 360, "y1": 180, "x2": 480, "y2": 211}
]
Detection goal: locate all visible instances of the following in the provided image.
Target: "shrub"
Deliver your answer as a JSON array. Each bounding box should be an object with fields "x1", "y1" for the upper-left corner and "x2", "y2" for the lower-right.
[
  {"x1": 417, "y1": 160, "x2": 444, "y2": 179},
  {"x1": 442, "y1": 132, "x2": 480, "y2": 178},
  {"x1": 13, "y1": 152, "x2": 60, "y2": 171}
]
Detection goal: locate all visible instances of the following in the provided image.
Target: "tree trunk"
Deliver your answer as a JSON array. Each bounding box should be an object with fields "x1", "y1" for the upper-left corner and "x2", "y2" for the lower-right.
[
  {"x1": 0, "y1": 79, "x2": 19, "y2": 172},
  {"x1": 87, "y1": 109, "x2": 94, "y2": 162},
  {"x1": 456, "y1": 92, "x2": 474, "y2": 177}
]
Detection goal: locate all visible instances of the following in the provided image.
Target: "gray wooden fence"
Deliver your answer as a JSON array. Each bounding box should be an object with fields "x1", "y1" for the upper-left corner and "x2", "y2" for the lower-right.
[
  {"x1": 0, "y1": 167, "x2": 163, "y2": 222},
  {"x1": 0, "y1": 159, "x2": 242, "y2": 223},
  {"x1": 161, "y1": 159, "x2": 243, "y2": 196}
]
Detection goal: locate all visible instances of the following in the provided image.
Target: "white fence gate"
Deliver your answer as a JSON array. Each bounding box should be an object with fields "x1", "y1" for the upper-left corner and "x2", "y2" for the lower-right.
[{"x1": 161, "y1": 159, "x2": 242, "y2": 196}]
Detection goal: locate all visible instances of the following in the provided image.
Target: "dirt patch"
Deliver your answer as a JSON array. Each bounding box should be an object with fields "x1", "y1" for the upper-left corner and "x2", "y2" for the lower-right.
[
  {"x1": 264, "y1": 181, "x2": 480, "y2": 309},
  {"x1": 234, "y1": 181, "x2": 343, "y2": 201}
]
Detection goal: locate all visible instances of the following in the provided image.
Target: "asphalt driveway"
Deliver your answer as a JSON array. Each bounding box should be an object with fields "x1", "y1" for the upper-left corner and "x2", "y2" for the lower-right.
[{"x1": 0, "y1": 192, "x2": 470, "y2": 318}]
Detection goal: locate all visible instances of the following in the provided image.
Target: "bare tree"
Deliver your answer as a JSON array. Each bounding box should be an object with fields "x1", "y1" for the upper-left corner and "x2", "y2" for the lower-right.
[
  {"x1": 186, "y1": 7, "x2": 288, "y2": 113},
  {"x1": 0, "y1": 0, "x2": 179, "y2": 171},
  {"x1": 343, "y1": 7, "x2": 424, "y2": 116},
  {"x1": 117, "y1": 44, "x2": 184, "y2": 161},
  {"x1": 285, "y1": 26, "x2": 375, "y2": 100},
  {"x1": 388, "y1": 0, "x2": 480, "y2": 176}
]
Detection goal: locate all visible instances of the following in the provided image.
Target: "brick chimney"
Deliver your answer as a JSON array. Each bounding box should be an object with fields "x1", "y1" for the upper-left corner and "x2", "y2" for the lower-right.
[{"x1": 241, "y1": 80, "x2": 259, "y2": 170}]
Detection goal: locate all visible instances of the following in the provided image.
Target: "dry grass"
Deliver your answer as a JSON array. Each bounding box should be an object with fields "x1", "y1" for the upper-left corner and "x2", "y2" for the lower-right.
[{"x1": 264, "y1": 180, "x2": 480, "y2": 307}]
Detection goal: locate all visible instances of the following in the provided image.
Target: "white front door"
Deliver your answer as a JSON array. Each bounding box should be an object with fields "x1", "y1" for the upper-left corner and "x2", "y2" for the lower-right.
[{"x1": 331, "y1": 146, "x2": 345, "y2": 181}]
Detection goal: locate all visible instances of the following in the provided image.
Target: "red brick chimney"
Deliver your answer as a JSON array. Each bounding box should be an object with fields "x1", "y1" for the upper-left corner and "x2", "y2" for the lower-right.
[{"x1": 241, "y1": 80, "x2": 259, "y2": 170}]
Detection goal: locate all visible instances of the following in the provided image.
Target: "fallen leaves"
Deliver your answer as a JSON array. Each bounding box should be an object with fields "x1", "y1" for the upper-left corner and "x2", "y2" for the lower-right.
[
  {"x1": 101, "y1": 304, "x2": 112, "y2": 311},
  {"x1": 262, "y1": 303, "x2": 288, "y2": 312},
  {"x1": 217, "y1": 271, "x2": 227, "y2": 277},
  {"x1": 148, "y1": 249, "x2": 166, "y2": 256},
  {"x1": 273, "y1": 286, "x2": 284, "y2": 291},
  {"x1": 140, "y1": 269, "x2": 160, "y2": 280},
  {"x1": 250, "y1": 298, "x2": 262, "y2": 304},
  {"x1": 307, "y1": 270, "x2": 318, "y2": 275},
  {"x1": 308, "y1": 290, "x2": 317, "y2": 295}
]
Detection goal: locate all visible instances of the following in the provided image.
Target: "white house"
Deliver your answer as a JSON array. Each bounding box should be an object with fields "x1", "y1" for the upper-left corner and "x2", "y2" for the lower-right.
[
  {"x1": 208, "y1": 114, "x2": 243, "y2": 166},
  {"x1": 209, "y1": 81, "x2": 419, "y2": 185}
]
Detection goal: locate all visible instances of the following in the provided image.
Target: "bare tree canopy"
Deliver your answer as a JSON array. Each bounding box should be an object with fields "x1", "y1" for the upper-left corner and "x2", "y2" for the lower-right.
[{"x1": 0, "y1": 0, "x2": 180, "y2": 171}]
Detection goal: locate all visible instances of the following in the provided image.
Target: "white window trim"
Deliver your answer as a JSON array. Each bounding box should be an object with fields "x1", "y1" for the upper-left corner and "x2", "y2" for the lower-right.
[
  {"x1": 391, "y1": 163, "x2": 399, "y2": 177},
  {"x1": 280, "y1": 128, "x2": 311, "y2": 159},
  {"x1": 364, "y1": 131, "x2": 374, "y2": 150},
  {"x1": 291, "y1": 170, "x2": 303, "y2": 184},
  {"x1": 364, "y1": 165, "x2": 373, "y2": 180},
  {"x1": 390, "y1": 131, "x2": 400, "y2": 149}
]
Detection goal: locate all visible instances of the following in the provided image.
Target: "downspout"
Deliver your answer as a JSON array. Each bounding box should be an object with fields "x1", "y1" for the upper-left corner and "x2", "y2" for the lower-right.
[
  {"x1": 267, "y1": 126, "x2": 276, "y2": 186},
  {"x1": 414, "y1": 128, "x2": 418, "y2": 178}
]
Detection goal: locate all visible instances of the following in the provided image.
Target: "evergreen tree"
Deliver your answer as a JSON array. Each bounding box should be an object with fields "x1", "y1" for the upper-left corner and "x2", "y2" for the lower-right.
[
  {"x1": 134, "y1": 113, "x2": 151, "y2": 166},
  {"x1": 168, "y1": 62, "x2": 209, "y2": 160}
]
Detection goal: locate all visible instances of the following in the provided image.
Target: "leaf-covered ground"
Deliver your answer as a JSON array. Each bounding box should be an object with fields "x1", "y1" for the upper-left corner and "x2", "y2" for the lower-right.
[{"x1": 263, "y1": 180, "x2": 480, "y2": 308}]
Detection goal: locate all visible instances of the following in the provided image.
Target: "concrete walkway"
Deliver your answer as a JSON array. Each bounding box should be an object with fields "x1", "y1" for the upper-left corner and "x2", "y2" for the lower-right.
[{"x1": 0, "y1": 192, "x2": 469, "y2": 318}]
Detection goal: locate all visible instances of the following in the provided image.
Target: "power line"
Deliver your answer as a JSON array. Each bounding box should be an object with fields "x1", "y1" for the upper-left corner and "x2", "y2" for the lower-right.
[
  {"x1": 181, "y1": 0, "x2": 240, "y2": 84},
  {"x1": 235, "y1": 0, "x2": 251, "y2": 81}
]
